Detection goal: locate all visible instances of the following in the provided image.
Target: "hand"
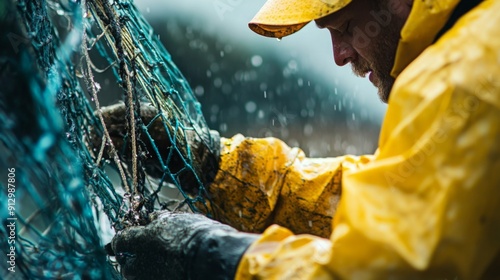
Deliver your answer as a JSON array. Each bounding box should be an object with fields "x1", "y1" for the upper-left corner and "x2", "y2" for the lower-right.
[
  {"x1": 92, "y1": 103, "x2": 220, "y2": 193},
  {"x1": 110, "y1": 211, "x2": 258, "y2": 280}
]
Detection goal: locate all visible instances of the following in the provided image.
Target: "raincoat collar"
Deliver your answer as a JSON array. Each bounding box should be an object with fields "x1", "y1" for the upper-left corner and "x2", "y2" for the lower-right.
[{"x1": 391, "y1": 0, "x2": 462, "y2": 77}]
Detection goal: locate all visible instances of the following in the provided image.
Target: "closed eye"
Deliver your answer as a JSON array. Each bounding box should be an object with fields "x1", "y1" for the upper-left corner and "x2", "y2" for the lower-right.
[{"x1": 341, "y1": 21, "x2": 351, "y2": 36}]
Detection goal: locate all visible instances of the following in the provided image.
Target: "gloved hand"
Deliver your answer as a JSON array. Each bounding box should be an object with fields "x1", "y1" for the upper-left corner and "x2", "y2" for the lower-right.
[
  {"x1": 110, "y1": 211, "x2": 259, "y2": 280},
  {"x1": 92, "y1": 103, "x2": 220, "y2": 193}
]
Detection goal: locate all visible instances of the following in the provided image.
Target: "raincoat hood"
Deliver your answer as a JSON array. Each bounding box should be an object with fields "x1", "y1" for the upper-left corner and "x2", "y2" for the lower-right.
[
  {"x1": 249, "y1": 0, "x2": 463, "y2": 78},
  {"x1": 392, "y1": 0, "x2": 461, "y2": 77}
]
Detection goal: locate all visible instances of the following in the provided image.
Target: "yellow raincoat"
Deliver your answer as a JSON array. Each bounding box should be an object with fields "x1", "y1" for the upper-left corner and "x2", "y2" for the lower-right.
[{"x1": 205, "y1": 0, "x2": 500, "y2": 278}]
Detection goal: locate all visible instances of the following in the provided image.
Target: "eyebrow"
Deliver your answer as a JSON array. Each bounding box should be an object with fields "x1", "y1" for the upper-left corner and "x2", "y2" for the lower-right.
[{"x1": 314, "y1": 8, "x2": 349, "y2": 31}]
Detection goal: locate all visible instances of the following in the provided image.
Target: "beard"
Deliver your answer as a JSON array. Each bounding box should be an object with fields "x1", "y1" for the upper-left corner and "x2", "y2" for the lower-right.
[{"x1": 351, "y1": 4, "x2": 406, "y2": 103}]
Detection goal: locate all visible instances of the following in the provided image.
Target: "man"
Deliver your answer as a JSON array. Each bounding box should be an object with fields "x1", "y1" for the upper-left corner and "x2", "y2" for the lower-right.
[{"x1": 111, "y1": 0, "x2": 500, "y2": 279}]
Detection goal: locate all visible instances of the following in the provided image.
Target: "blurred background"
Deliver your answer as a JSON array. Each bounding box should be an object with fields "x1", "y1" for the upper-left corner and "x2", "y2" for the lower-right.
[{"x1": 132, "y1": 0, "x2": 386, "y2": 157}]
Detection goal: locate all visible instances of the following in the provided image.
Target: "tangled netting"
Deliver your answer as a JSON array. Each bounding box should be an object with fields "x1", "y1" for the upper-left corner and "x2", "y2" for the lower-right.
[{"x1": 0, "y1": 0, "x2": 219, "y2": 278}]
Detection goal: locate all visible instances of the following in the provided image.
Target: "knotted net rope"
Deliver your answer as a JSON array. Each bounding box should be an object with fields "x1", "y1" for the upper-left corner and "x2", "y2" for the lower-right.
[{"x1": 0, "y1": 0, "x2": 218, "y2": 278}]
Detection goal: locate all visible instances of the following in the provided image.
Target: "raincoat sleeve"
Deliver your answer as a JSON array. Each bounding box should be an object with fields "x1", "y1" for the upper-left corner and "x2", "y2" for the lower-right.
[
  {"x1": 233, "y1": 1, "x2": 500, "y2": 279},
  {"x1": 207, "y1": 134, "x2": 373, "y2": 239}
]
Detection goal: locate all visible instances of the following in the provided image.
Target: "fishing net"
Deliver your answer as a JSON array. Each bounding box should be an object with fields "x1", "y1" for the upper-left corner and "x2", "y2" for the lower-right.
[{"x1": 0, "y1": 0, "x2": 219, "y2": 278}]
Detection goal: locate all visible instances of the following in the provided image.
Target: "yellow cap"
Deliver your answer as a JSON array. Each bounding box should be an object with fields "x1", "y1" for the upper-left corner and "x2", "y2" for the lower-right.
[{"x1": 249, "y1": 0, "x2": 353, "y2": 38}]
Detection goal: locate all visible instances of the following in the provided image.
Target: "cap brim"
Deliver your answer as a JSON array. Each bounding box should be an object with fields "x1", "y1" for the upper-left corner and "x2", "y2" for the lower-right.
[{"x1": 249, "y1": 0, "x2": 352, "y2": 38}]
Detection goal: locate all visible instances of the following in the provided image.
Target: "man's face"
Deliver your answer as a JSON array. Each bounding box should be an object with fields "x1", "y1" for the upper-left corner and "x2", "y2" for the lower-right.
[{"x1": 315, "y1": 0, "x2": 412, "y2": 103}]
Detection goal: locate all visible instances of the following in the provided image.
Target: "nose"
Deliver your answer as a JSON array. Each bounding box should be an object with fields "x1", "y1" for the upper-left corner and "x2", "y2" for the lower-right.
[{"x1": 330, "y1": 32, "x2": 357, "y2": 66}]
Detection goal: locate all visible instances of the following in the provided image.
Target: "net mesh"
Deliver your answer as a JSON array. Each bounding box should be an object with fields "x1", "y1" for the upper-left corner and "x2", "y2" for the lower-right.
[{"x1": 0, "y1": 0, "x2": 218, "y2": 278}]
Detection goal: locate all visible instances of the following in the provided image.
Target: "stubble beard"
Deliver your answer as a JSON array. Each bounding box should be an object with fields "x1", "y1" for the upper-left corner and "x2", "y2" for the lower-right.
[{"x1": 351, "y1": 8, "x2": 406, "y2": 103}]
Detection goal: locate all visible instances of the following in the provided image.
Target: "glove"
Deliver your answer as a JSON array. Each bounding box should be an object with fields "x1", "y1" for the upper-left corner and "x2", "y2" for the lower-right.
[
  {"x1": 92, "y1": 103, "x2": 220, "y2": 193},
  {"x1": 110, "y1": 211, "x2": 259, "y2": 280}
]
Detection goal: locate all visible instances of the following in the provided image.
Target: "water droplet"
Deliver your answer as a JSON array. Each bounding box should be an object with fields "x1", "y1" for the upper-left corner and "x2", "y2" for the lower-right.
[
  {"x1": 297, "y1": 78, "x2": 303, "y2": 87},
  {"x1": 250, "y1": 55, "x2": 263, "y2": 67},
  {"x1": 56, "y1": 7, "x2": 65, "y2": 16},
  {"x1": 257, "y1": 110, "x2": 265, "y2": 119},
  {"x1": 263, "y1": 91, "x2": 267, "y2": 98},
  {"x1": 67, "y1": 179, "x2": 80, "y2": 191},
  {"x1": 219, "y1": 123, "x2": 228, "y2": 132},
  {"x1": 304, "y1": 124, "x2": 313, "y2": 136},
  {"x1": 259, "y1": 83, "x2": 267, "y2": 91},
  {"x1": 213, "y1": 78, "x2": 222, "y2": 88},
  {"x1": 276, "y1": 38, "x2": 282, "y2": 42},
  {"x1": 194, "y1": 85, "x2": 204, "y2": 97},
  {"x1": 245, "y1": 101, "x2": 257, "y2": 113}
]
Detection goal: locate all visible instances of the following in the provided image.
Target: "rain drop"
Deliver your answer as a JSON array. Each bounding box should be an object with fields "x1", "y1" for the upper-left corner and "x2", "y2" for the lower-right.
[
  {"x1": 194, "y1": 85, "x2": 204, "y2": 97},
  {"x1": 257, "y1": 110, "x2": 265, "y2": 119},
  {"x1": 219, "y1": 123, "x2": 228, "y2": 132},
  {"x1": 245, "y1": 101, "x2": 257, "y2": 113},
  {"x1": 213, "y1": 78, "x2": 222, "y2": 88},
  {"x1": 251, "y1": 55, "x2": 263, "y2": 67},
  {"x1": 304, "y1": 124, "x2": 313, "y2": 136},
  {"x1": 297, "y1": 78, "x2": 303, "y2": 87},
  {"x1": 259, "y1": 83, "x2": 268, "y2": 91},
  {"x1": 56, "y1": 7, "x2": 65, "y2": 16}
]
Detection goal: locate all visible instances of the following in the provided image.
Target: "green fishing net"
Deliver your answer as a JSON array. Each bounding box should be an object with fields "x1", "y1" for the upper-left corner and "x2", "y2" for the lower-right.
[{"x1": 0, "y1": 0, "x2": 218, "y2": 278}]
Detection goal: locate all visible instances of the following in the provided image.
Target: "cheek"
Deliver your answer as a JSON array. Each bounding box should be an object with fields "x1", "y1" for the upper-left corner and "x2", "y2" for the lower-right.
[
  {"x1": 387, "y1": 0, "x2": 412, "y2": 20},
  {"x1": 349, "y1": 18, "x2": 386, "y2": 55},
  {"x1": 355, "y1": 49, "x2": 374, "y2": 67}
]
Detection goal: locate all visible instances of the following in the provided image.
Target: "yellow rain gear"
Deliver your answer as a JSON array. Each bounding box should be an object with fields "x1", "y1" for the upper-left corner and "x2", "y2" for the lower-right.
[{"x1": 205, "y1": 0, "x2": 500, "y2": 279}]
